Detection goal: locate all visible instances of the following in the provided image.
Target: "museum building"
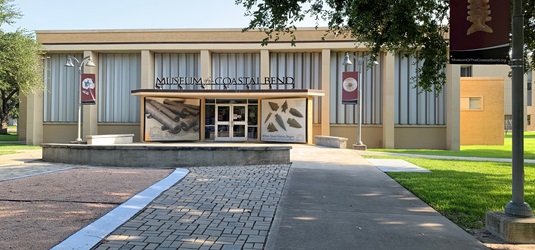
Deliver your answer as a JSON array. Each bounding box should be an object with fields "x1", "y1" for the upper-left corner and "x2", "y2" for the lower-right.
[{"x1": 20, "y1": 28, "x2": 461, "y2": 149}]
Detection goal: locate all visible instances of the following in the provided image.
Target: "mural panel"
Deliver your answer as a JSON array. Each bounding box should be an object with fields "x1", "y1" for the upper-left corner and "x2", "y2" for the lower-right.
[
  {"x1": 144, "y1": 97, "x2": 200, "y2": 141},
  {"x1": 261, "y1": 98, "x2": 306, "y2": 143}
]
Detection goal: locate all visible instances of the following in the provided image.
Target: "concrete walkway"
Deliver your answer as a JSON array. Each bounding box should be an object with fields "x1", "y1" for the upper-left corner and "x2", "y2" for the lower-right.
[
  {"x1": 0, "y1": 146, "x2": 491, "y2": 249},
  {"x1": 266, "y1": 145, "x2": 486, "y2": 250}
]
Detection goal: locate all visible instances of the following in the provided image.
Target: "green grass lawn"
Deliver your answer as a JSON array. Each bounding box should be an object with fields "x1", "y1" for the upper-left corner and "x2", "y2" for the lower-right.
[
  {"x1": 370, "y1": 132, "x2": 535, "y2": 159},
  {"x1": 0, "y1": 127, "x2": 40, "y2": 156},
  {"x1": 0, "y1": 133, "x2": 19, "y2": 141},
  {"x1": 0, "y1": 144, "x2": 41, "y2": 156},
  {"x1": 362, "y1": 154, "x2": 535, "y2": 230}
]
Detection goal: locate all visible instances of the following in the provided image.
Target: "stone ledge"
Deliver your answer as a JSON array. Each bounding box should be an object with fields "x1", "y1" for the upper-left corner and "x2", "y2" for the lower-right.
[
  {"x1": 315, "y1": 136, "x2": 348, "y2": 149},
  {"x1": 42, "y1": 144, "x2": 291, "y2": 167},
  {"x1": 486, "y1": 211, "x2": 535, "y2": 243},
  {"x1": 86, "y1": 134, "x2": 134, "y2": 145}
]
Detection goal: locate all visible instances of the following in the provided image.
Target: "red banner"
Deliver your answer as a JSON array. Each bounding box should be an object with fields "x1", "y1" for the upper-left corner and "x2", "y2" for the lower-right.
[
  {"x1": 342, "y1": 72, "x2": 359, "y2": 105},
  {"x1": 450, "y1": 0, "x2": 510, "y2": 64},
  {"x1": 81, "y1": 74, "x2": 96, "y2": 105}
]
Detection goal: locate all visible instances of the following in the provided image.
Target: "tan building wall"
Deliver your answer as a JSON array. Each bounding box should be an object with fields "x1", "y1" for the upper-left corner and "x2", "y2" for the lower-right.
[
  {"x1": 330, "y1": 125, "x2": 383, "y2": 149},
  {"x1": 472, "y1": 65, "x2": 534, "y2": 131},
  {"x1": 394, "y1": 126, "x2": 447, "y2": 149},
  {"x1": 460, "y1": 77, "x2": 504, "y2": 145},
  {"x1": 22, "y1": 28, "x2": 461, "y2": 149}
]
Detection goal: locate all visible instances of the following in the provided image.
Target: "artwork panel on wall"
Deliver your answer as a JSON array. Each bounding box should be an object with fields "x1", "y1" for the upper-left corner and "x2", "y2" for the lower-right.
[
  {"x1": 261, "y1": 98, "x2": 307, "y2": 143},
  {"x1": 144, "y1": 97, "x2": 200, "y2": 141}
]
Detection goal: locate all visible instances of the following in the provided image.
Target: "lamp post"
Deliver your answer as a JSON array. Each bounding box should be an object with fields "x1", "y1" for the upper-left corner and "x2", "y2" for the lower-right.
[
  {"x1": 505, "y1": 0, "x2": 532, "y2": 217},
  {"x1": 342, "y1": 53, "x2": 366, "y2": 149},
  {"x1": 65, "y1": 55, "x2": 95, "y2": 143}
]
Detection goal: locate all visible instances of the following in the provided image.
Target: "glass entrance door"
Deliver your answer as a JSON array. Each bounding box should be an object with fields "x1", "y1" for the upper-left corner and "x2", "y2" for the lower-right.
[{"x1": 216, "y1": 104, "x2": 247, "y2": 141}]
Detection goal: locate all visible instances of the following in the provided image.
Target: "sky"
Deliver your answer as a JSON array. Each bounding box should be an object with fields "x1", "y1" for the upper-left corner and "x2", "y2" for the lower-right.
[{"x1": 1, "y1": 0, "x2": 325, "y2": 33}]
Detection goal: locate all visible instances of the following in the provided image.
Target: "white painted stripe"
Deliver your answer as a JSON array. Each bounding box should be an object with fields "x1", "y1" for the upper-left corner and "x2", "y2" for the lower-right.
[
  {"x1": 0, "y1": 167, "x2": 73, "y2": 182},
  {"x1": 52, "y1": 168, "x2": 189, "y2": 250}
]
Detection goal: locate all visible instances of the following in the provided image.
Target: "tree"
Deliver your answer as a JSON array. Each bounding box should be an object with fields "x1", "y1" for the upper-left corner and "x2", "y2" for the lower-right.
[
  {"x1": 0, "y1": 0, "x2": 43, "y2": 134},
  {"x1": 236, "y1": 0, "x2": 535, "y2": 93}
]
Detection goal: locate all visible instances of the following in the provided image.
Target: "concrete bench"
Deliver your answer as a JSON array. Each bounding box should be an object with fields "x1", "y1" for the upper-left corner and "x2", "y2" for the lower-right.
[
  {"x1": 86, "y1": 134, "x2": 134, "y2": 145},
  {"x1": 315, "y1": 135, "x2": 348, "y2": 149}
]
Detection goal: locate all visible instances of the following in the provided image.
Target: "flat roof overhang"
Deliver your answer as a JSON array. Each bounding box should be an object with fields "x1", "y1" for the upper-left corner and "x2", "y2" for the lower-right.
[{"x1": 131, "y1": 89, "x2": 325, "y2": 99}]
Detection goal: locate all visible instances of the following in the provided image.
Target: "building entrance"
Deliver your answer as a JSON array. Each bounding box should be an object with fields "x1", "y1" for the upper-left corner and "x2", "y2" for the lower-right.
[{"x1": 215, "y1": 104, "x2": 247, "y2": 141}]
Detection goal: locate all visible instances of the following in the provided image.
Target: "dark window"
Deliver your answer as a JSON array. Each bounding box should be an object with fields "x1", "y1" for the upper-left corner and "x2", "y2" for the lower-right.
[{"x1": 460, "y1": 66, "x2": 473, "y2": 77}]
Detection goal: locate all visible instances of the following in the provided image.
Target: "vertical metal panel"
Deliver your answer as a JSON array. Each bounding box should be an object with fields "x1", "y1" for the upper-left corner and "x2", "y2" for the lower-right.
[
  {"x1": 154, "y1": 53, "x2": 200, "y2": 90},
  {"x1": 270, "y1": 52, "x2": 322, "y2": 123},
  {"x1": 211, "y1": 53, "x2": 260, "y2": 90},
  {"x1": 43, "y1": 53, "x2": 82, "y2": 122},
  {"x1": 98, "y1": 53, "x2": 141, "y2": 123},
  {"x1": 329, "y1": 52, "x2": 382, "y2": 125},
  {"x1": 394, "y1": 54, "x2": 446, "y2": 125},
  {"x1": 408, "y1": 57, "x2": 418, "y2": 124}
]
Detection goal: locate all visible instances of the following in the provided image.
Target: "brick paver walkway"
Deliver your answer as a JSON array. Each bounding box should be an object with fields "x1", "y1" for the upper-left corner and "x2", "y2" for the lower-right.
[{"x1": 94, "y1": 164, "x2": 290, "y2": 250}]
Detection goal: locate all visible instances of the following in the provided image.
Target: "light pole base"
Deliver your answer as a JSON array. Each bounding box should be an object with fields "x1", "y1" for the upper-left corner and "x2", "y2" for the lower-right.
[
  {"x1": 70, "y1": 140, "x2": 86, "y2": 144},
  {"x1": 353, "y1": 144, "x2": 367, "y2": 151},
  {"x1": 505, "y1": 201, "x2": 533, "y2": 217},
  {"x1": 486, "y1": 211, "x2": 535, "y2": 243}
]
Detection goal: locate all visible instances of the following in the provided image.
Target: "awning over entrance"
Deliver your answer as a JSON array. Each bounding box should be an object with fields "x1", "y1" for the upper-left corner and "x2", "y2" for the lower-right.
[{"x1": 131, "y1": 89, "x2": 325, "y2": 99}]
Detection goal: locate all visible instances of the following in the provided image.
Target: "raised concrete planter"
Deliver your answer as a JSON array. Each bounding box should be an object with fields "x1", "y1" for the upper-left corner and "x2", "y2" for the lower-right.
[
  {"x1": 42, "y1": 143, "x2": 291, "y2": 168},
  {"x1": 486, "y1": 211, "x2": 535, "y2": 243},
  {"x1": 315, "y1": 136, "x2": 348, "y2": 149},
  {"x1": 86, "y1": 134, "x2": 134, "y2": 145}
]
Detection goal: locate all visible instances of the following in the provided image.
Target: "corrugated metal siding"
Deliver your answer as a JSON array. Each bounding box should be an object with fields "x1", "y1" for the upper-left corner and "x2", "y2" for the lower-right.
[
  {"x1": 211, "y1": 53, "x2": 260, "y2": 90},
  {"x1": 43, "y1": 53, "x2": 83, "y2": 122},
  {"x1": 154, "y1": 53, "x2": 201, "y2": 90},
  {"x1": 330, "y1": 52, "x2": 383, "y2": 125},
  {"x1": 270, "y1": 52, "x2": 322, "y2": 123},
  {"x1": 394, "y1": 54, "x2": 446, "y2": 125},
  {"x1": 98, "y1": 53, "x2": 141, "y2": 123}
]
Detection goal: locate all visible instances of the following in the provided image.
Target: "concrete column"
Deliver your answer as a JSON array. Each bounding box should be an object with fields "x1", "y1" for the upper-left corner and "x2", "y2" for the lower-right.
[
  {"x1": 446, "y1": 64, "x2": 461, "y2": 150},
  {"x1": 320, "y1": 49, "x2": 331, "y2": 136},
  {"x1": 140, "y1": 50, "x2": 154, "y2": 89},
  {"x1": 139, "y1": 50, "x2": 154, "y2": 141},
  {"x1": 307, "y1": 97, "x2": 314, "y2": 144},
  {"x1": 24, "y1": 92, "x2": 43, "y2": 145},
  {"x1": 82, "y1": 51, "x2": 98, "y2": 138},
  {"x1": 382, "y1": 53, "x2": 395, "y2": 148},
  {"x1": 200, "y1": 50, "x2": 211, "y2": 88},
  {"x1": 260, "y1": 50, "x2": 270, "y2": 90}
]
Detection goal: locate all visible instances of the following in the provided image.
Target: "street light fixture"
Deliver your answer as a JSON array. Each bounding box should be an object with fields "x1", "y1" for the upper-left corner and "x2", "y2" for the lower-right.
[
  {"x1": 342, "y1": 52, "x2": 366, "y2": 147},
  {"x1": 65, "y1": 55, "x2": 95, "y2": 143}
]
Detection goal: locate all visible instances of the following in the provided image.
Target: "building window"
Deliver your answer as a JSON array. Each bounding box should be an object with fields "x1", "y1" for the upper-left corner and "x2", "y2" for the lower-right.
[
  {"x1": 469, "y1": 97, "x2": 482, "y2": 110},
  {"x1": 393, "y1": 54, "x2": 446, "y2": 125},
  {"x1": 98, "y1": 53, "x2": 141, "y2": 123},
  {"x1": 460, "y1": 66, "x2": 473, "y2": 77},
  {"x1": 528, "y1": 115, "x2": 532, "y2": 126},
  {"x1": 505, "y1": 115, "x2": 513, "y2": 131},
  {"x1": 461, "y1": 97, "x2": 482, "y2": 110},
  {"x1": 528, "y1": 70, "x2": 532, "y2": 106},
  {"x1": 43, "y1": 53, "x2": 83, "y2": 122}
]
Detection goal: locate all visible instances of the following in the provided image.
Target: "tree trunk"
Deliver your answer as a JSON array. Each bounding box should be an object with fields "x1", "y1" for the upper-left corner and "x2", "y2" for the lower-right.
[{"x1": 0, "y1": 121, "x2": 7, "y2": 135}]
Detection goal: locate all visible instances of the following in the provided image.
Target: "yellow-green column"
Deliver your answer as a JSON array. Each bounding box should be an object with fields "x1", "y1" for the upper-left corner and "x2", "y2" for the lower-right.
[
  {"x1": 382, "y1": 52, "x2": 395, "y2": 148},
  {"x1": 320, "y1": 49, "x2": 331, "y2": 136},
  {"x1": 446, "y1": 64, "x2": 461, "y2": 150}
]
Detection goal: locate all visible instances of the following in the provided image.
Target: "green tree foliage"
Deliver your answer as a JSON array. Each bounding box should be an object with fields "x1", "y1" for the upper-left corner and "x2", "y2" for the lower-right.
[
  {"x1": 236, "y1": 0, "x2": 535, "y2": 93},
  {"x1": 0, "y1": 0, "x2": 43, "y2": 134}
]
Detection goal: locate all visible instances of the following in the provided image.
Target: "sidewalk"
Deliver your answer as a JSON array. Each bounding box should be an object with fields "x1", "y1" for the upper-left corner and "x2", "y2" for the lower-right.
[
  {"x1": 266, "y1": 145, "x2": 487, "y2": 250},
  {"x1": 0, "y1": 146, "x2": 501, "y2": 249},
  {"x1": 92, "y1": 145, "x2": 487, "y2": 250}
]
